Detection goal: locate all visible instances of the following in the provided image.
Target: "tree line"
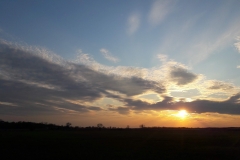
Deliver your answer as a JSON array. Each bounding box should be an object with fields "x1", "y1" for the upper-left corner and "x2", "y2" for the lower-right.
[
  {"x1": 1, "y1": 119, "x2": 240, "y2": 131},
  {"x1": 0, "y1": 119, "x2": 132, "y2": 130}
]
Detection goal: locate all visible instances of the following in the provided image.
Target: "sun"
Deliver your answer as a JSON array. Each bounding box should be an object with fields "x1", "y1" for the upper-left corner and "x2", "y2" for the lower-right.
[{"x1": 177, "y1": 110, "x2": 188, "y2": 119}]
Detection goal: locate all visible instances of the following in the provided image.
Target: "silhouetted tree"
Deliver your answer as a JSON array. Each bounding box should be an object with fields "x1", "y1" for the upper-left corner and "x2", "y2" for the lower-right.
[
  {"x1": 140, "y1": 124, "x2": 145, "y2": 128},
  {"x1": 97, "y1": 123, "x2": 103, "y2": 128},
  {"x1": 66, "y1": 122, "x2": 72, "y2": 127}
]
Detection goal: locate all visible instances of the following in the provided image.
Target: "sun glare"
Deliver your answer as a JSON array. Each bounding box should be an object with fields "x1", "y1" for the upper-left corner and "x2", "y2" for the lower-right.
[{"x1": 177, "y1": 110, "x2": 188, "y2": 119}]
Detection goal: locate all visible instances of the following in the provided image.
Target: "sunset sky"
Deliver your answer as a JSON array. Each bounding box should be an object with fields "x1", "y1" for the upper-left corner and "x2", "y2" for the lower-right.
[{"x1": 1, "y1": 0, "x2": 240, "y2": 128}]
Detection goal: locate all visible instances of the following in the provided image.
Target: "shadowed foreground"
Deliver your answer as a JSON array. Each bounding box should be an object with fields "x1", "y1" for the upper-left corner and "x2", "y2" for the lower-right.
[{"x1": 1, "y1": 128, "x2": 240, "y2": 160}]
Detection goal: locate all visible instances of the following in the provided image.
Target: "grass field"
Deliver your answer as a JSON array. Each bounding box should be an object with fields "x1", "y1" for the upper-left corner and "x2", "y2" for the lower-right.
[{"x1": 1, "y1": 128, "x2": 240, "y2": 159}]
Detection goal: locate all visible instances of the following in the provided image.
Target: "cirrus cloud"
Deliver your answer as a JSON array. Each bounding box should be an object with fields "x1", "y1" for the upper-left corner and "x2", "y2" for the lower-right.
[
  {"x1": 148, "y1": 0, "x2": 173, "y2": 27},
  {"x1": 235, "y1": 36, "x2": 240, "y2": 53},
  {"x1": 100, "y1": 48, "x2": 119, "y2": 63},
  {"x1": 127, "y1": 12, "x2": 140, "y2": 35}
]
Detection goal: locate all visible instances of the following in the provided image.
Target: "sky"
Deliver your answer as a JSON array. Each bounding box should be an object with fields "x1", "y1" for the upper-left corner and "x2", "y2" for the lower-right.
[{"x1": 1, "y1": 0, "x2": 240, "y2": 128}]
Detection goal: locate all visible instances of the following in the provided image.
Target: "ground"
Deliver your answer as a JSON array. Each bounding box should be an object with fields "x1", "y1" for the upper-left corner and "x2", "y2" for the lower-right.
[{"x1": 1, "y1": 128, "x2": 240, "y2": 159}]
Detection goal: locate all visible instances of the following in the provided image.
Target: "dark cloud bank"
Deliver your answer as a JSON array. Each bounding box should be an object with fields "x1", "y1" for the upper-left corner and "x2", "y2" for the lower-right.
[
  {"x1": 0, "y1": 41, "x2": 240, "y2": 116},
  {"x1": 120, "y1": 94, "x2": 240, "y2": 115},
  {"x1": 0, "y1": 41, "x2": 164, "y2": 115}
]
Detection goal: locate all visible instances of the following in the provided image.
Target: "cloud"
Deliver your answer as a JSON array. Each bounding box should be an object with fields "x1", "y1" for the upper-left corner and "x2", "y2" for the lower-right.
[
  {"x1": 0, "y1": 101, "x2": 18, "y2": 107},
  {"x1": 153, "y1": 2, "x2": 240, "y2": 66},
  {"x1": 206, "y1": 80, "x2": 234, "y2": 90},
  {"x1": 75, "y1": 52, "x2": 201, "y2": 87},
  {"x1": 197, "y1": 80, "x2": 239, "y2": 99},
  {"x1": 127, "y1": 12, "x2": 140, "y2": 35},
  {"x1": 100, "y1": 48, "x2": 119, "y2": 63},
  {"x1": 169, "y1": 66, "x2": 198, "y2": 85},
  {"x1": 1, "y1": 39, "x2": 239, "y2": 117},
  {"x1": 73, "y1": 49, "x2": 240, "y2": 102},
  {"x1": 234, "y1": 36, "x2": 240, "y2": 70},
  {"x1": 157, "y1": 54, "x2": 168, "y2": 62},
  {"x1": 124, "y1": 96, "x2": 174, "y2": 110},
  {"x1": 108, "y1": 105, "x2": 130, "y2": 115},
  {"x1": 123, "y1": 93, "x2": 240, "y2": 115},
  {"x1": 0, "y1": 40, "x2": 166, "y2": 115},
  {"x1": 185, "y1": 93, "x2": 240, "y2": 115},
  {"x1": 235, "y1": 36, "x2": 240, "y2": 53},
  {"x1": 148, "y1": 0, "x2": 172, "y2": 27}
]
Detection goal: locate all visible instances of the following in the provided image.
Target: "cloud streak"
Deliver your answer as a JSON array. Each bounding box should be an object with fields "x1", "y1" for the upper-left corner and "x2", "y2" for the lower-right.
[
  {"x1": 148, "y1": 0, "x2": 172, "y2": 27},
  {"x1": 100, "y1": 48, "x2": 119, "y2": 63},
  {"x1": 154, "y1": 1, "x2": 240, "y2": 66},
  {"x1": 235, "y1": 36, "x2": 240, "y2": 53},
  {"x1": 234, "y1": 37, "x2": 240, "y2": 69},
  {"x1": 127, "y1": 12, "x2": 140, "y2": 35}
]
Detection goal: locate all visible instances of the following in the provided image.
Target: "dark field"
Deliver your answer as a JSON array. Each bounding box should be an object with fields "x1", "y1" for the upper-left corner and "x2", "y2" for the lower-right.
[{"x1": 1, "y1": 128, "x2": 240, "y2": 160}]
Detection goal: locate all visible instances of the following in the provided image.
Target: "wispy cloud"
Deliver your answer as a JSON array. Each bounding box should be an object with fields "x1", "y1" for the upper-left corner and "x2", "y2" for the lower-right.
[
  {"x1": 157, "y1": 54, "x2": 168, "y2": 62},
  {"x1": 100, "y1": 48, "x2": 119, "y2": 63},
  {"x1": 148, "y1": 0, "x2": 172, "y2": 27},
  {"x1": 234, "y1": 37, "x2": 240, "y2": 69},
  {"x1": 127, "y1": 12, "x2": 140, "y2": 35},
  {"x1": 206, "y1": 80, "x2": 234, "y2": 91},
  {"x1": 154, "y1": 1, "x2": 240, "y2": 66},
  {"x1": 0, "y1": 101, "x2": 18, "y2": 107},
  {"x1": 199, "y1": 80, "x2": 237, "y2": 97},
  {"x1": 235, "y1": 36, "x2": 240, "y2": 53}
]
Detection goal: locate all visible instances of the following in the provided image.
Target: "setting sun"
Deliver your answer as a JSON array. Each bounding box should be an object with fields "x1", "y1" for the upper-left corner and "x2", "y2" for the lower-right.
[{"x1": 177, "y1": 110, "x2": 188, "y2": 119}]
